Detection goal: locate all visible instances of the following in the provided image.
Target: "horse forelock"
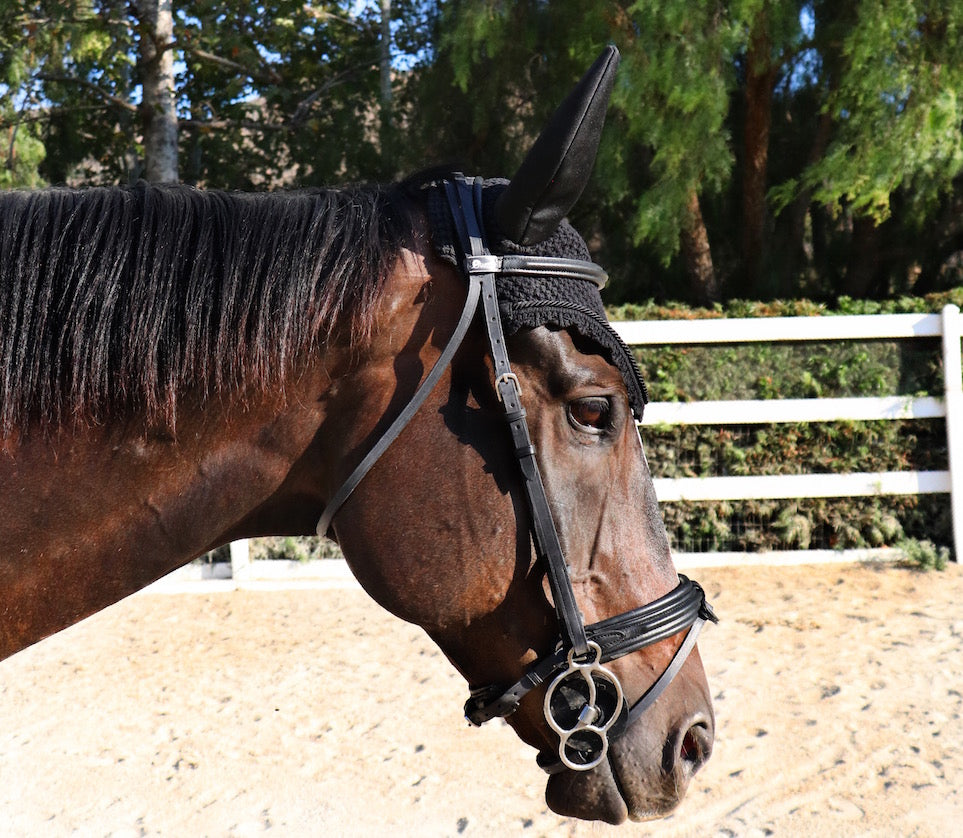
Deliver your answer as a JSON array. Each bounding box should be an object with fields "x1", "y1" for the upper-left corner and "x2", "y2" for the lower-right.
[{"x1": 0, "y1": 181, "x2": 414, "y2": 433}]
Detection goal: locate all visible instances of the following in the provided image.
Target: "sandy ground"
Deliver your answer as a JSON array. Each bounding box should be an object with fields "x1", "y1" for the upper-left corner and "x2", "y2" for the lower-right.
[{"x1": 1, "y1": 561, "x2": 961, "y2": 837}]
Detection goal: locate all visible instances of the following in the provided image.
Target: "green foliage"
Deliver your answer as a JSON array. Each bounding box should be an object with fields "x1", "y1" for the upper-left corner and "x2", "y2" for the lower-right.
[
  {"x1": 606, "y1": 0, "x2": 739, "y2": 261},
  {"x1": 0, "y1": 1, "x2": 431, "y2": 187},
  {"x1": 176, "y1": 0, "x2": 404, "y2": 187},
  {"x1": 0, "y1": 120, "x2": 45, "y2": 187},
  {"x1": 252, "y1": 536, "x2": 342, "y2": 562},
  {"x1": 5, "y1": 1, "x2": 963, "y2": 306},
  {"x1": 609, "y1": 292, "x2": 960, "y2": 408},
  {"x1": 639, "y1": 339, "x2": 941, "y2": 404},
  {"x1": 896, "y1": 538, "x2": 950, "y2": 571},
  {"x1": 608, "y1": 288, "x2": 963, "y2": 322},
  {"x1": 646, "y1": 418, "x2": 947, "y2": 492},
  {"x1": 792, "y1": 1, "x2": 963, "y2": 225},
  {"x1": 404, "y1": 0, "x2": 612, "y2": 179},
  {"x1": 659, "y1": 495, "x2": 951, "y2": 555},
  {"x1": 0, "y1": 2, "x2": 143, "y2": 183}
]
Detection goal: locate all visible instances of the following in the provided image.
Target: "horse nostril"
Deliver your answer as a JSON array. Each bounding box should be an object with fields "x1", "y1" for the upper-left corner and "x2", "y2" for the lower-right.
[{"x1": 678, "y1": 717, "x2": 712, "y2": 776}]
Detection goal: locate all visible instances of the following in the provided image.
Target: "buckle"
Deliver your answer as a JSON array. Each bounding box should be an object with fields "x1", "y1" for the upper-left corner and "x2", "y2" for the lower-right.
[{"x1": 495, "y1": 372, "x2": 522, "y2": 401}]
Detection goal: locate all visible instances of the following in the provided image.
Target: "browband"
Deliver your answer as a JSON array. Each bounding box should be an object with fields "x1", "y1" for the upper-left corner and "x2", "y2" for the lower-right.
[{"x1": 467, "y1": 254, "x2": 607, "y2": 288}]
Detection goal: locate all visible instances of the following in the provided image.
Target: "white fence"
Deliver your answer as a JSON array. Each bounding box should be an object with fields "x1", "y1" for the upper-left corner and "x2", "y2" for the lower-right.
[
  {"x1": 208, "y1": 304, "x2": 961, "y2": 587},
  {"x1": 627, "y1": 304, "x2": 962, "y2": 564}
]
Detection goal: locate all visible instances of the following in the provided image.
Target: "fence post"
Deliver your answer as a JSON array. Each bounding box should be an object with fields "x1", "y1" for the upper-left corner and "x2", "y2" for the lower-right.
[
  {"x1": 942, "y1": 304, "x2": 963, "y2": 562},
  {"x1": 230, "y1": 539, "x2": 251, "y2": 583}
]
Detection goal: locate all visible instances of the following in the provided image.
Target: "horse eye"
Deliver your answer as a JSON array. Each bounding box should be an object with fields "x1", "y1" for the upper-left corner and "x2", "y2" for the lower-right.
[{"x1": 568, "y1": 397, "x2": 612, "y2": 433}]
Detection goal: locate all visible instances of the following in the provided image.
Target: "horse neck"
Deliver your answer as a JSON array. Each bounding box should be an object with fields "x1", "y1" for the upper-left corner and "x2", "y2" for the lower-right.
[
  {"x1": 0, "y1": 240, "x2": 440, "y2": 660},
  {"x1": 0, "y1": 358, "x2": 339, "y2": 658}
]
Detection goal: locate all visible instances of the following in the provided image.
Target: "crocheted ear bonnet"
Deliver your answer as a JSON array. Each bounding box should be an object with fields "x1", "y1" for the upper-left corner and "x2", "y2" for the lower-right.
[{"x1": 426, "y1": 178, "x2": 648, "y2": 419}]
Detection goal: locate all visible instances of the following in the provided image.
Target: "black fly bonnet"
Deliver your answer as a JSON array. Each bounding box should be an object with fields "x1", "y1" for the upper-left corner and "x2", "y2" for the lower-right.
[
  {"x1": 318, "y1": 46, "x2": 716, "y2": 774},
  {"x1": 426, "y1": 181, "x2": 649, "y2": 418}
]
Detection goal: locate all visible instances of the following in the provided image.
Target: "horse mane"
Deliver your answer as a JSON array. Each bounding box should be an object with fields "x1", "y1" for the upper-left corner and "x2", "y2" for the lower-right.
[{"x1": 0, "y1": 180, "x2": 416, "y2": 433}]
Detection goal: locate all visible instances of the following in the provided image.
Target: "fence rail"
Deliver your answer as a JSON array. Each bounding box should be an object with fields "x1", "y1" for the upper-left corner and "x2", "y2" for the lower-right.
[{"x1": 624, "y1": 304, "x2": 962, "y2": 562}]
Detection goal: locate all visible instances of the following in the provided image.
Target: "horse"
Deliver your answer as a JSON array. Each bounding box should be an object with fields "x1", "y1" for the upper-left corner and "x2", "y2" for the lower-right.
[{"x1": 0, "y1": 47, "x2": 716, "y2": 824}]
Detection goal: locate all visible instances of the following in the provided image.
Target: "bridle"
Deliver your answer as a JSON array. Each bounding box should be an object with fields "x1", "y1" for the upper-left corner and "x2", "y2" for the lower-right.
[{"x1": 317, "y1": 174, "x2": 717, "y2": 774}]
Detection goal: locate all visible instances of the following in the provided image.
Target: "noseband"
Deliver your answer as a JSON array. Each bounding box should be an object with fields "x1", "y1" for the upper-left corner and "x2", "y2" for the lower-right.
[{"x1": 317, "y1": 174, "x2": 717, "y2": 774}]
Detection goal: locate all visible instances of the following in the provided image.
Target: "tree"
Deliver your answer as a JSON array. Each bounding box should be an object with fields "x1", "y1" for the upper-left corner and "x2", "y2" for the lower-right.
[
  {"x1": 609, "y1": 0, "x2": 738, "y2": 303},
  {"x1": 0, "y1": 1, "x2": 424, "y2": 188},
  {"x1": 1, "y1": 2, "x2": 131, "y2": 184},
  {"x1": 430, "y1": 1, "x2": 963, "y2": 303},
  {"x1": 4, "y1": 0, "x2": 963, "y2": 304},
  {"x1": 176, "y1": 0, "x2": 394, "y2": 187},
  {"x1": 418, "y1": 0, "x2": 737, "y2": 302},
  {"x1": 771, "y1": 0, "x2": 963, "y2": 297}
]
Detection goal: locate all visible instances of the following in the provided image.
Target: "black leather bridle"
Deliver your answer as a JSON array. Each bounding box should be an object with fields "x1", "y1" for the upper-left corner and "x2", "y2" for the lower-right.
[{"x1": 317, "y1": 174, "x2": 717, "y2": 774}]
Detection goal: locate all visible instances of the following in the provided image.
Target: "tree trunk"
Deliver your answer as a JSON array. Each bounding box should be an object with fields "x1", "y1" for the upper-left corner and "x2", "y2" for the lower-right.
[
  {"x1": 844, "y1": 215, "x2": 880, "y2": 297},
  {"x1": 138, "y1": 0, "x2": 178, "y2": 182},
  {"x1": 742, "y1": 5, "x2": 777, "y2": 295},
  {"x1": 779, "y1": 109, "x2": 833, "y2": 295},
  {"x1": 380, "y1": 0, "x2": 392, "y2": 107},
  {"x1": 680, "y1": 190, "x2": 719, "y2": 305}
]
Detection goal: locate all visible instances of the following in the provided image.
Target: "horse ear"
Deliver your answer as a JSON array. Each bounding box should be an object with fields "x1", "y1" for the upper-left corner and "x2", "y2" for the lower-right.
[{"x1": 495, "y1": 45, "x2": 619, "y2": 246}]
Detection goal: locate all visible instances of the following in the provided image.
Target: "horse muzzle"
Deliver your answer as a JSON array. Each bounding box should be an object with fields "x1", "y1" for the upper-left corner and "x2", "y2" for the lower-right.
[{"x1": 545, "y1": 685, "x2": 715, "y2": 824}]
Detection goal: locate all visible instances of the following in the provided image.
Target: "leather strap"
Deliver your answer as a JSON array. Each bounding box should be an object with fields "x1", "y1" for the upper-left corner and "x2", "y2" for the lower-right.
[
  {"x1": 588, "y1": 577, "x2": 714, "y2": 662},
  {"x1": 445, "y1": 175, "x2": 590, "y2": 658},
  {"x1": 626, "y1": 615, "x2": 706, "y2": 725},
  {"x1": 469, "y1": 254, "x2": 607, "y2": 288}
]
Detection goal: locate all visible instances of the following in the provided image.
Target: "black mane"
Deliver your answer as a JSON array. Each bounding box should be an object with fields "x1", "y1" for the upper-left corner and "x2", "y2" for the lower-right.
[{"x1": 0, "y1": 180, "x2": 414, "y2": 432}]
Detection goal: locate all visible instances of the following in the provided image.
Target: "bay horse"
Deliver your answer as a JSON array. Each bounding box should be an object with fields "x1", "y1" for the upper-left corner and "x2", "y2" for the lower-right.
[{"x1": 0, "y1": 48, "x2": 716, "y2": 823}]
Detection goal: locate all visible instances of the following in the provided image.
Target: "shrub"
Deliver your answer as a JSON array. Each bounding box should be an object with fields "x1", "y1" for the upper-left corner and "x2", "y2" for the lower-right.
[{"x1": 897, "y1": 538, "x2": 950, "y2": 571}]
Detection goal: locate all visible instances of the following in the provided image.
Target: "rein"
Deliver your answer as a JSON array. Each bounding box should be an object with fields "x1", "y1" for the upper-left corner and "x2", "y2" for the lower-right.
[{"x1": 317, "y1": 174, "x2": 717, "y2": 774}]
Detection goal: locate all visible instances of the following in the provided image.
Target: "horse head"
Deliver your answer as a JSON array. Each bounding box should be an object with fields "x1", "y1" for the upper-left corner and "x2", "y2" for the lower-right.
[{"x1": 320, "y1": 47, "x2": 716, "y2": 823}]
